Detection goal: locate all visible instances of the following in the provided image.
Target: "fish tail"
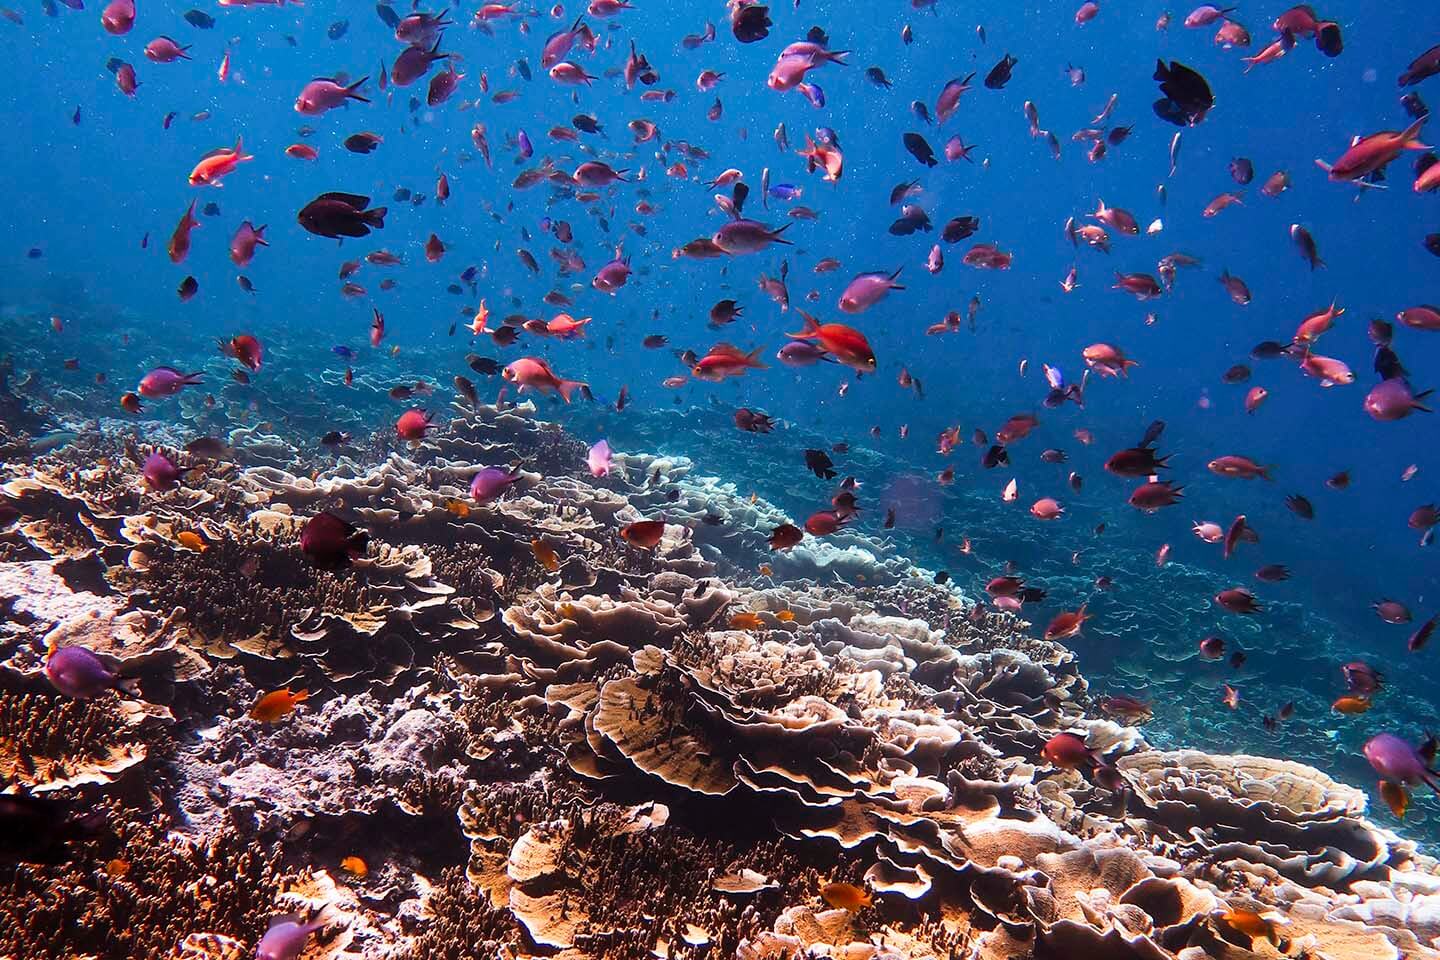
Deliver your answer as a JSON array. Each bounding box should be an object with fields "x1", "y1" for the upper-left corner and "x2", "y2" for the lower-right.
[
  {"x1": 824, "y1": 49, "x2": 850, "y2": 65},
  {"x1": 786, "y1": 312, "x2": 820, "y2": 339},
  {"x1": 363, "y1": 206, "x2": 388, "y2": 229},
  {"x1": 346, "y1": 76, "x2": 371, "y2": 102},
  {"x1": 769, "y1": 222, "x2": 793, "y2": 244},
  {"x1": 183, "y1": 371, "x2": 205, "y2": 386},
  {"x1": 556, "y1": 379, "x2": 587, "y2": 403},
  {"x1": 1414, "y1": 390, "x2": 1434, "y2": 413},
  {"x1": 746, "y1": 347, "x2": 767, "y2": 369},
  {"x1": 294, "y1": 688, "x2": 311, "y2": 704},
  {"x1": 889, "y1": 265, "x2": 905, "y2": 288},
  {"x1": 1401, "y1": 115, "x2": 1430, "y2": 149}
]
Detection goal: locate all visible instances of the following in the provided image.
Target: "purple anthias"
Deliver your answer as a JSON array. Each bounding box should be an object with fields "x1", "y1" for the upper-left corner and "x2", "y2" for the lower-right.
[
  {"x1": 587, "y1": 440, "x2": 613, "y2": 478},
  {"x1": 255, "y1": 915, "x2": 327, "y2": 960},
  {"x1": 776, "y1": 341, "x2": 830, "y2": 367},
  {"x1": 1364, "y1": 378, "x2": 1433, "y2": 421},
  {"x1": 142, "y1": 452, "x2": 182, "y2": 492},
  {"x1": 470, "y1": 466, "x2": 521, "y2": 504},
  {"x1": 46, "y1": 646, "x2": 131, "y2": 700},
  {"x1": 137, "y1": 366, "x2": 203, "y2": 398},
  {"x1": 1364, "y1": 733, "x2": 1440, "y2": 791}
]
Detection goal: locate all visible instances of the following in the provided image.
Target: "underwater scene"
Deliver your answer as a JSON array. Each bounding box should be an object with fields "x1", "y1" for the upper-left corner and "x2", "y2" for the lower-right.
[{"x1": 2, "y1": 0, "x2": 1440, "y2": 956}]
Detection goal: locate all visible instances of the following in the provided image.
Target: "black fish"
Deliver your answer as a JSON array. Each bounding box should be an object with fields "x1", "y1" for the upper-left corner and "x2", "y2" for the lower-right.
[
  {"x1": 1400, "y1": 44, "x2": 1440, "y2": 87},
  {"x1": 888, "y1": 208, "x2": 931, "y2": 235},
  {"x1": 1138, "y1": 419, "x2": 1166, "y2": 448},
  {"x1": 184, "y1": 436, "x2": 230, "y2": 459},
  {"x1": 1316, "y1": 20, "x2": 1342, "y2": 57},
  {"x1": 466, "y1": 354, "x2": 502, "y2": 375},
  {"x1": 320, "y1": 431, "x2": 351, "y2": 446},
  {"x1": 201, "y1": 201, "x2": 220, "y2": 217},
  {"x1": 884, "y1": 507, "x2": 896, "y2": 529},
  {"x1": 732, "y1": 180, "x2": 749, "y2": 214},
  {"x1": 183, "y1": 8, "x2": 215, "y2": 29},
  {"x1": 941, "y1": 216, "x2": 980, "y2": 243},
  {"x1": 375, "y1": 3, "x2": 399, "y2": 29},
  {"x1": 515, "y1": 58, "x2": 531, "y2": 81},
  {"x1": 328, "y1": 19, "x2": 349, "y2": 40},
  {"x1": 903, "y1": 132, "x2": 937, "y2": 167},
  {"x1": 865, "y1": 66, "x2": 892, "y2": 88},
  {"x1": 1402, "y1": 92, "x2": 1429, "y2": 120},
  {"x1": 804, "y1": 449, "x2": 836, "y2": 480},
  {"x1": 1229, "y1": 157, "x2": 1253, "y2": 185},
  {"x1": 981, "y1": 444, "x2": 1009, "y2": 469},
  {"x1": 730, "y1": 2, "x2": 770, "y2": 43},
  {"x1": 572, "y1": 113, "x2": 602, "y2": 134},
  {"x1": 702, "y1": 513, "x2": 724, "y2": 526},
  {"x1": 393, "y1": 187, "x2": 412, "y2": 201},
  {"x1": 910, "y1": 100, "x2": 932, "y2": 124},
  {"x1": 984, "y1": 53, "x2": 1017, "y2": 89},
  {"x1": 805, "y1": 26, "x2": 828, "y2": 46},
  {"x1": 1375, "y1": 346, "x2": 1407, "y2": 381},
  {"x1": 1251, "y1": 340, "x2": 1290, "y2": 359},
  {"x1": 344, "y1": 132, "x2": 382, "y2": 153},
  {"x1": 297, "y1": 192, "x2": 388, "y2": 239},
  {"x1": 934, "y1": 571, "x2": 949, "y2": 585},
  {"x1": 300, "y1": 511, "x2": 369, "y2": 570},
  {"x1": 1425, "y1": 233, "x2": 1440, "y2": 258},
  {"x1": 1152, "y1": 60, "x2": 1213, "y2": 126},
  {"x1": 454, "y1": 375, "x2": 478, "y2": 408}
]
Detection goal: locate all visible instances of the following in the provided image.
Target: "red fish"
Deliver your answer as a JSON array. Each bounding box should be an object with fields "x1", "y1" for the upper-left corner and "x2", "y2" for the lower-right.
[
  {"x1": 188, "y1": 136, "x2": 254, "y2": 187},
  {"x1": 168, "y1": 200, "x2": 201, "y2": 264}
]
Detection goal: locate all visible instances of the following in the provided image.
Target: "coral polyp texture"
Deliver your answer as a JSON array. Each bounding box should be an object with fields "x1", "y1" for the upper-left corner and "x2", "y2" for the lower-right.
[{"x1": 3, "y1": 403, "x2": 1439, "y2": 960}]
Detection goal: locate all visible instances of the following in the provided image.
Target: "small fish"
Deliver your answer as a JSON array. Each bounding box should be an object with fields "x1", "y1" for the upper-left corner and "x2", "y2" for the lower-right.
[{"x1": 249, "y1": 687, "x2": 310, "y2": 723}]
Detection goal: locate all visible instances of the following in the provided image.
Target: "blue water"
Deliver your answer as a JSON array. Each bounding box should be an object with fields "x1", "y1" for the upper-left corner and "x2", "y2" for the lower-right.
[{"x1": 2, "y1": 2, "x2": 1439, "y2": 836}]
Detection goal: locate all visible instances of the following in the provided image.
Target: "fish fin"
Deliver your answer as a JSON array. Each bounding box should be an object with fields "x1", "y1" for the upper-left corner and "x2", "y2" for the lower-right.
[
  {"x1": 363, "y1": 206, "x2": 388, "y2": 228},
  {"x1": 346, "y1": 76, "x2": 371, "y2": 102}
]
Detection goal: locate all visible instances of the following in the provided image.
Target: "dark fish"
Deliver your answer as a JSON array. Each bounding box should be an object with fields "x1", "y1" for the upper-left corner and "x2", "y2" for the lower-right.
[
  {"x1": 1426, "y1": 233, "x2": 1440, "y2": 258},
  {"x1": 515, "y1": 58, "x2": 531, "y2": 81},
  {"x1": 454, "y1": 375, "x2": 478, "y2": 408},
  {"x1": 984, "y1": 53, "x2": 1017, "y2": 89},
  {"x1": 184, "y1": 436, "x2": 230, "y2": 459},
  {"x1": 1138, "y1": 419, "x2": 1166, "y2": 447},
  {"x1": 903, "y1": 132, "x2": 938, "y2": 167},
  {"x1": 1285, "y1": 494, "x2": 1315, "y2": 519},
  {"x1": 375, "y1": 3, "x2": 400, "y2": 29},
  {"x1": 177, "y1": 276, "x2": 198, "y2": 301},
  {"x1": 297, "y1": 192, "x2": 388, "y2": 239},
  {"x1": 300, "y1": 511, "x2": 369, "y2": 570},
  {"x1": 942, "y1": 216, "x2": 980, "y2": 243},
  {"x1": 1229, "y1": 157, "x2": 1253, "y2": 184},
  {"x1": 328, "y1": 19, "x2": 349, "y2": 40},
  {"x1": 1402, "y1": 92, "x2": 1429, "y2": 120},
  {"x1": 183, "y1": 8, "x2": 215, "y2": 29},
  {"x1": 804, "y1": 449, "x2": 837, "y2": 480},
  {"x1": 911, "y1": 100, "x2": 932, "y2": 124},
  {"x1": 731, "y1": 2, "x2": 770, "y2": 43},
  {"x1": 321, "y1": 431, "x2": 351, "y2": 446},
  {"x1": 1153, "y1": 60, "x2": 1213, "y2": 126},
  {"x1": 865, "y1": 66, "x2": 892, "y2": 88},
  {"x1": 344, "y1": 132, "x2": 383, "y2": 154},
  {"x1": 201, "y1": 201, "x2": 220, "y2": 217}
]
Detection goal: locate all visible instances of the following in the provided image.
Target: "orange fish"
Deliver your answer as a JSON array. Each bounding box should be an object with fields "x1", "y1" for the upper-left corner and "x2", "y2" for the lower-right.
[
  {"x1": 786, "y1": 311, "x2": 875, "y2": 371},
  {"x1": 729, "y1": 612, "x2": 764, "y2": 630},
  {"x1": 620, "y1": 519, "x2": 666, "y2": 549},
  {"x1": 176, "y1": 530, "x2": 207, "y2": 551},
  {"x1": 1043, "y1": 604, "x2": 1088, "y2": 641},
  {"x1": 340, "y1": 856, "x2": 369, "y2": 877},
  {"x1": 776, "y1": 610, "x2": 795, "y2": 622},
  {"x1": 820, "y1": 882, "x2": 871, "y2": 912},
  {"x1": 691, "y1": 343, "x2": 766, "y2": 382},
  {"x1": 1380, "y1": 780, "x2": 1409, "y2": 818},
  {"x1": 530, "y1": 538, "x2": 560, "y2": 572},
  {"x1": 105, "y1": 858, "x2": 131, "y2": 877},
  {"x1": 1219, "y1": 909, "x2": 1281, "y2": 946},
  {"x1": 1332, "y1": 695, "x2": 1372, "y2": 715},
  {"x1": 188, "y1": 135, "x2": 254, "y2": 187},
  {"x1": 249, "y1": 687, "x2": 309, "y2": 723}
]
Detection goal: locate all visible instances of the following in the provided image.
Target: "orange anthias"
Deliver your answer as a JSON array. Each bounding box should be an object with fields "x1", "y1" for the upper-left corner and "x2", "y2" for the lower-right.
[
  {"x1": 786, "y1": 311, "x2": 876, "y2": 372},
  {"x1": 250, "y1": 687, "x2": 309, "y2": 722},
  {"x1": 189, "y1": 136, "x2": 255, "y2": 187}
]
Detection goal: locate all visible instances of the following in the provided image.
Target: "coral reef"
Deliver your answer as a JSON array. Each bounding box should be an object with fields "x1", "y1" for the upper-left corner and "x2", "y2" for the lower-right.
[{"x1": 3, "y1": 402, "x2": 1439, "y2": 960}]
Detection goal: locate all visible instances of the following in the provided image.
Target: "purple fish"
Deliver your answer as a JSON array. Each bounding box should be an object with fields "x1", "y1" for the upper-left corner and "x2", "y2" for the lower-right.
[
  {"x1": 1364, "y1": 378, "x2": 1433, "y2": 421},
  {"x1": 470, "y1": 466, "x2": 521, "y2": 504},
  {"x1": 838, "y1": 268, "x2": 904, "y2": 314},
  {"x1": 142, "y1": 452, "x2": 183, "y2": 492},
  {"x1": 46, "y1": 646, "x2": 135, "y2": 700},
  {"x1": 294, "y1": 77, "x2": 370, "y2": 115},
  {"x1": 256, "y1": 915, "x2": 327, "y2": 960},
  {"x1": 1364, "y1": 733, "x2": 1440, "y2": 792},
  {"x1": 137, "y1": 366, "x2": 203, "y2": 398},
  {"x1": 587, "y1": 440, "x2": 613, "y2": 478},
  {"x1": 776, "y1": 341, "x2": 831, "y2": 367},
  {"x1": 591, "y1": 252, "x2": 631, "y2": 295}
]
